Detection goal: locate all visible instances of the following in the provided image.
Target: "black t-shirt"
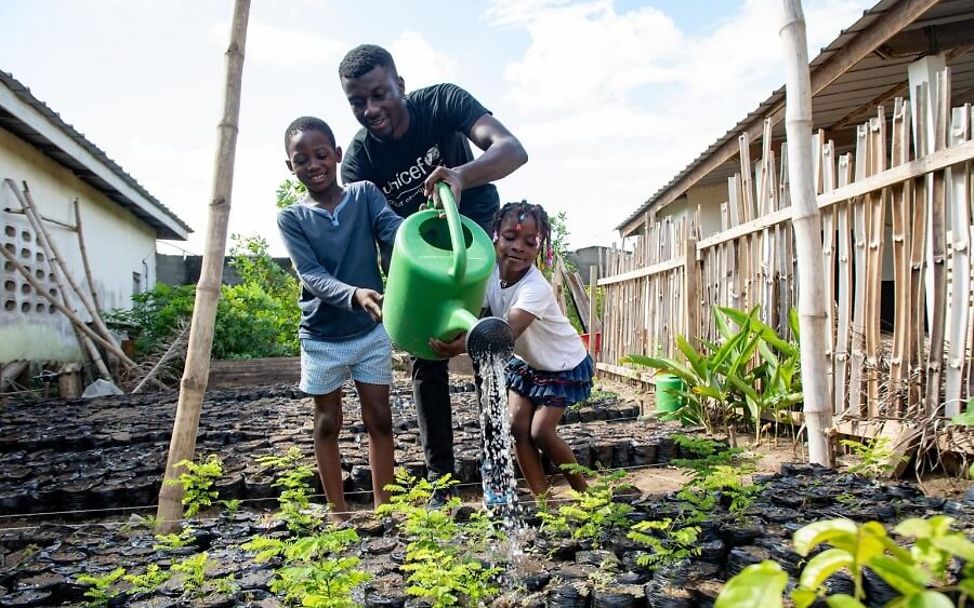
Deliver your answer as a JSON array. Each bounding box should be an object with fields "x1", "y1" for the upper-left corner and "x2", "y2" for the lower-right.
[{"x1": 340, "y1": 83, "x2": 500, "y2": 230}]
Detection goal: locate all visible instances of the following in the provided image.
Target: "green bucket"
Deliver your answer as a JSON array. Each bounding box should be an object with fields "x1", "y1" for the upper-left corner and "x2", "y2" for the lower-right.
[{"x1": 654, "y1": 374, "x2": 686, "y2": 424}]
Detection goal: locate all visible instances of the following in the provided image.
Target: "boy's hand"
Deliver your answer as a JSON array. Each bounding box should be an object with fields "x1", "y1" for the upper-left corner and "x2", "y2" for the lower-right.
[
  {"x1": 423, "y1": 167, "x2": 463, "y2": 206},
  {"x1": 354, "y1": 288, "x2": 383, "y2": 321},
  {"x1": 429, "y1": 332, "x2": 467, "y2": 358}
]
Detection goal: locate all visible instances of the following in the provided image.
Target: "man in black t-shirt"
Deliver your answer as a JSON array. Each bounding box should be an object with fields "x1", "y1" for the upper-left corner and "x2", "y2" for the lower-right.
[{"x1": 339, "y1": 44, "x2": 528, "y2": 498}]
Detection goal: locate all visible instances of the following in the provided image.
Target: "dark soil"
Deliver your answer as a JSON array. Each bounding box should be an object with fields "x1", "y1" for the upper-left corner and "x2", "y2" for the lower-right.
[{"x1": 1, "y1": 381, "x2": 972, "y2": 607}]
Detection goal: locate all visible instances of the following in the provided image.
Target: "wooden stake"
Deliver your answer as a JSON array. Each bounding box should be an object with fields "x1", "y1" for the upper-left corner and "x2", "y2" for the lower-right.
[
  {"x1": 889, "y1": 97, "x2": 912, "y2": 416},
  {"x1": 12, "y1": 181, "x2": 123, "y2": 355},
  {"x1": 835, "y1": 155, "x2": 853, "y2": 416},
  {"x1": 944, "y1": 103, "x2": 970, "y2": 416},
  {"x1": 909, "y1": 83, "x2": 929, "y2": 412},
  {"x1": 156, "y1": 0, "x2": 251, "y2": 533},
  {"x1": 781, "y1": 0, "x2": 832, "y2": 466},
  {"x1": 864, "y1": 109, "x2": 886, "y2": 415},
  {"x1": 924, "y1": 68, "x2": 950, "y2": 416},
  {"x1": 0, "y1": 243, "x2": 133, "y2": 362},
  {"x1": 73, "y1": 199, "x2": 102, "y2": 314},
  {"x1": 19, "y1": 193, "x2": 111, "y2": 380}
]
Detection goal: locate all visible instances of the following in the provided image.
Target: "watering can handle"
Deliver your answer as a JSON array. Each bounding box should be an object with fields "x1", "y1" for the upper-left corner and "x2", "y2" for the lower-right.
[{"x1": 435, "y1": 182, "x2": 467, "y2": 281}]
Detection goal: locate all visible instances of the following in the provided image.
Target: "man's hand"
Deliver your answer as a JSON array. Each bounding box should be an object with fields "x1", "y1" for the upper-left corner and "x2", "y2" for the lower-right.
[
  {"x1": 423, "y1": 167, "x2": 463, "y2": 207},
  {"x1": 428, "y1": 332, "x2": 467, "y2": 358},
  {"x1": 354, "y1": 288, "x2": 383, "y2": 321}
]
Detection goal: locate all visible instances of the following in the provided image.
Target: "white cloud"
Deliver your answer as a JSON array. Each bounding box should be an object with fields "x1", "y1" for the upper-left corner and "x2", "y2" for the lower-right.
[
  {"x1": 389, "y1": 31, "x2": 459, "y2": 90},
  {"x1": 208, "y1": 19, "x2": 348, "y2": 67},
  {"x1": 496, "y1": 0, "x2": 681, "y2": 111},
  {"x1": 485, "y1": 0, "x2": 871, "y2": 247}
]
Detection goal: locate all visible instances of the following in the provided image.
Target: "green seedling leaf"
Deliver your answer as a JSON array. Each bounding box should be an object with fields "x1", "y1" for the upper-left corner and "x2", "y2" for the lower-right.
[
  {"x1": 824, "y1": 594, "x2": 867, "y2": 608},
  {"x1": 798, "y1": 548, "x2": 854, "y2": 591},
  {"x1": 793, "y1": 519, "x2": 858, "y2": 556},
  {"x1": 866, "y1": 555, "x2": 928, "y2": 595},
  {"x1": 715, "y1": 561, "x2": 787, "y2": 608}
]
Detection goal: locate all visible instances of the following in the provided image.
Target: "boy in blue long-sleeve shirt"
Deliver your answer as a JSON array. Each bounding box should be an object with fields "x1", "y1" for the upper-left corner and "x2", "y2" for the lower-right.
[{"x1": 277, "y1": 116, "x2": 402, "y2": 521}]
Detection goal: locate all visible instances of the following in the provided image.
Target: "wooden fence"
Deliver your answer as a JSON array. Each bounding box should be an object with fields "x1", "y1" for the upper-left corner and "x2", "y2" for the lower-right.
[{"x1": 599, "y1": 67, "x2": 974, "y2": 425}]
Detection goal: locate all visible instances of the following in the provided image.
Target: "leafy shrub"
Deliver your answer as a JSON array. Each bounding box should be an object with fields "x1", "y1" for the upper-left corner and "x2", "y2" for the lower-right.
[
  {"x1": 625, "y1": 306, "x2": 802, "y2": 437},
  {"x1": 110, "y1": 235, "x2": 300, "y2": 360},
  {"x1": 715, "y1": 516, "x2": 974, "y2": 607}
]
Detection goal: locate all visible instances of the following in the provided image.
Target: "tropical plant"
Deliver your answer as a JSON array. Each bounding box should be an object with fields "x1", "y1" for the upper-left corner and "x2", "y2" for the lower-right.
[
  {"x1": 625, "y1": 306, "x2": 802, "y2": 438},
  {"x1": 170, "y1": 553, "x2": 212, "y2": 598},
  {"x1": 715, "y1": 516, "x2": 974, "y2": 607}
]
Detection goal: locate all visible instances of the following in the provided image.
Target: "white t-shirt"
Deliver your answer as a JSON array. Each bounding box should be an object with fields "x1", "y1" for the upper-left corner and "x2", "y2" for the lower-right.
[{"x1": 485, "y1": 265, "x2": 589, "y2": 372}]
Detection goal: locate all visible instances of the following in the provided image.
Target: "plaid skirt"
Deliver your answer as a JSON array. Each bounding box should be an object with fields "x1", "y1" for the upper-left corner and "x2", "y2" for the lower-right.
[{"x1": 506, "y1": 354, "x2": 594, "y2": 408}]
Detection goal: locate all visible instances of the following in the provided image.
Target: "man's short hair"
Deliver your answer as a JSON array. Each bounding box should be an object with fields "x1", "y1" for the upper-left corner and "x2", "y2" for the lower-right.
[
  {"x1": 284, "y1": 116, "x2": 336, "y2": 150},
  {"x1": 338, "y1": 44, "x2": 397, "y2": 79}
]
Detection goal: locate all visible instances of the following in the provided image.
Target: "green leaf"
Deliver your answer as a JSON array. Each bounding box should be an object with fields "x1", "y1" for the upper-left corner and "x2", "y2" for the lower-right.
[
  {"x1": 901, "y1": 591, "x2": 956, "y2": 608},
  {"x1": 931, "y1": 535, "x2": 974, "y2": 561},
  {"x1": 793, "y1": 519, "x2": 858, "y2": 556},
  {"x1": 798, "y1": 548, "x2": 854, "y2": 591},
  {"x1": 791, "y1": 586, "x2": 819, "y2": 608},
  {"x1": 825, "y1": 594, "x2": 867, "y2": 608},
  {"x1": 949, "y1": 411, "x2": 974, "y2": 426},
  {"x1": 866, "y1": 556, "x2": 928, "y2": 595},
  {"x1": 715, "y1": 561, "x2": 787, "y2": 608}
]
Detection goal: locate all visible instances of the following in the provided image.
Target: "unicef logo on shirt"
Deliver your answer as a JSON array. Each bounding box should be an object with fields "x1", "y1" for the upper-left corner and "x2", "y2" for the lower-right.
[{"x1": 424, "y1": 146, "x2": 440, "y2": 166}]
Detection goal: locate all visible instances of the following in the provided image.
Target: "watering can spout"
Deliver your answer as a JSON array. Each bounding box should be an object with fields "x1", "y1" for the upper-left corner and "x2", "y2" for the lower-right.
[{"x1": 466, "y1": 317, "x2": 514, "y2": 361}]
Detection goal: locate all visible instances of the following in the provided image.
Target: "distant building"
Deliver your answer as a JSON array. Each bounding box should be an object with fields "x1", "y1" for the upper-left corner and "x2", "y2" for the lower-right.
[{"x1": 0, "y1": 70, "x2": 190, "y2": 363}]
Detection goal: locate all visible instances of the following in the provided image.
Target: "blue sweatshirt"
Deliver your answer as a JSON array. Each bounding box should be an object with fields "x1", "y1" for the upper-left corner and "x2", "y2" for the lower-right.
[{"x1": 277, "y1": 181, "x2": 402, "y2": 341}]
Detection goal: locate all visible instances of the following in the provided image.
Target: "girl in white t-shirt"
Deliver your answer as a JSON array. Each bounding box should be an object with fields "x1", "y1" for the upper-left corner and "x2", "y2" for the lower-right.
[{"x1": 433, "y1": 201, "x2": 593, "y2": 497}]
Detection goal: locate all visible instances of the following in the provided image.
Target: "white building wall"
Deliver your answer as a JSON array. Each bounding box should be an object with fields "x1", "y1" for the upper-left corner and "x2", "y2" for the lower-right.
[{"x1": 0, "y1": 127, "x2": 157, "y2": 363}]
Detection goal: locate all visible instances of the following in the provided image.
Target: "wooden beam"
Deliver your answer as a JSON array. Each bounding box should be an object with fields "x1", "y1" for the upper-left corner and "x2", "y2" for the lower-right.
[
  {"x1": 597, "y1": 256, "x2": 684, "y2": 286},
  {"x1": 619, "y1": 0, "x2": 941, "y2": 237}
]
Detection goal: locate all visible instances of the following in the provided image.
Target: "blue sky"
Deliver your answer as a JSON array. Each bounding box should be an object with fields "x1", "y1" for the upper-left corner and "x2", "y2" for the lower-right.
[{"x1": 0, "y1": 0, "x2": 873, "y2": 255}]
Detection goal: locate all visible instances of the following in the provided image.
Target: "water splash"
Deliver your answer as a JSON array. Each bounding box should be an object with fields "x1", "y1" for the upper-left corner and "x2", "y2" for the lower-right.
[{"x1": 475, "y1": 352, "x2": 525, "y2": 564}]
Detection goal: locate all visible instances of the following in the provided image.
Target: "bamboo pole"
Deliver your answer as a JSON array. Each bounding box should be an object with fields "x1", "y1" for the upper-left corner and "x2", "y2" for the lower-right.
[
  {"x1": 944, "y1": 104, "x2": 970, "y2": 416},
  {"x1": 835, "y1": 155, "x2": 853, "y2": 415},
  {"x1": 924, "y1": 68, "x2": 950, "y2": 416},
  {"x1": 156, "y1": 0, "x2": 251, "y2": 533},
  {"x1": 864, "y1": 110, "x2": 886, "y2": 415},
  {"x1": 73, "y1": 199, "x2": 102, "y2": 314},
  {"x1": 781, "y1": 0, "x2": 832, "y2": 466},
  {"x1": 889, "y1": 97, "x2": 912, "y2": 416},
  {"x1": 19, "y1": 194, "x2": 111, "y2": 380},
  {"x1": 909, "y1": 83, "x2": 930, "y2": 412},
  {"x1": 0, "y1": 243, "x2": 133, "y2": 361},
  {"x1": 11, "y1": 180, "x2": 123, "y2": 356}
]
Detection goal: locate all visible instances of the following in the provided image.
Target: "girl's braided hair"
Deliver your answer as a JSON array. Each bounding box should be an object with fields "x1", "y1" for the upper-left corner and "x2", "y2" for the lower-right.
[{"x1": 491, "y1": 200, "x2": 554, "y2": 269}]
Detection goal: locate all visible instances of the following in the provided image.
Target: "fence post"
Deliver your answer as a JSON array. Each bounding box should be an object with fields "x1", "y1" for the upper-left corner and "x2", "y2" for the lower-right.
[
  {"x1": 588, "y1": 266, "x2": 598, "y2": 360},
  {"x1": 684, "y1": 234, "x2": 699, "y2": 347}
]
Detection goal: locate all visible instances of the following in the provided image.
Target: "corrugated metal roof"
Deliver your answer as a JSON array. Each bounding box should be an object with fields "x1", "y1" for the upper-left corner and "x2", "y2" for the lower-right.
[
  {"x1": 617, "y1": 0, "x2": 974, "y2": 233},
  {"x1": 0, "y1": 70, "x2": 191, "y2": 240}
]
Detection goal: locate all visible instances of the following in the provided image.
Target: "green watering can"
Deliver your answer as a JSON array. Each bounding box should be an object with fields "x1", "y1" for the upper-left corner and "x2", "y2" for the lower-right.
[{"x1": 383, "y1": 183, "x2": 514, "y2": 361}]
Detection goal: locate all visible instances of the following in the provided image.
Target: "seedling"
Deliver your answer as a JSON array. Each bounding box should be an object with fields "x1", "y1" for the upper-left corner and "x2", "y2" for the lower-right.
[
  {"x1": 153, "y1": 528, "x2": 196, "y2": 552},
  {"x1": 715, "y1": 515, "x2": 974, "y2": 607},
  {"x1": 628, "y1": 518, "x2": 702, "y2": 570},
  {"x1": 123, "y1": 564, "x2": 170, "y2": 595},
  {"x1": 76, "y1": 567, "x2": 126, "y2": 608},
  {"x1": 166, "y1": 454, "x2": 224, "y2": 517},
  {"x1": 170, "y1": 552, "x2": 212, "y2": 598},
  {"x1": 256, "y1": 447, "x2": 319, "y2": 532},
  {"x1": 538, "y1": 465, "x2": 634, "y2": 547},
  {"x1": 840, "y1": 437, "x2": 905, "y2": 478}
]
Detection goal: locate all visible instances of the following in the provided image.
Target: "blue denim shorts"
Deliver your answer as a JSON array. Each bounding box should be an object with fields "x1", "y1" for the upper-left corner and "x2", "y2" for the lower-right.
[{"x1": 299, "y1": 324, "x2": 392, "y2": 395}]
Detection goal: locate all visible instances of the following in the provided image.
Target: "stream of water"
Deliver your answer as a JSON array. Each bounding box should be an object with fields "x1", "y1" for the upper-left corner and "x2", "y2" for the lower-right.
[{"x1": 475, "y1": 352, "x2": 526, "y2": 564}]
